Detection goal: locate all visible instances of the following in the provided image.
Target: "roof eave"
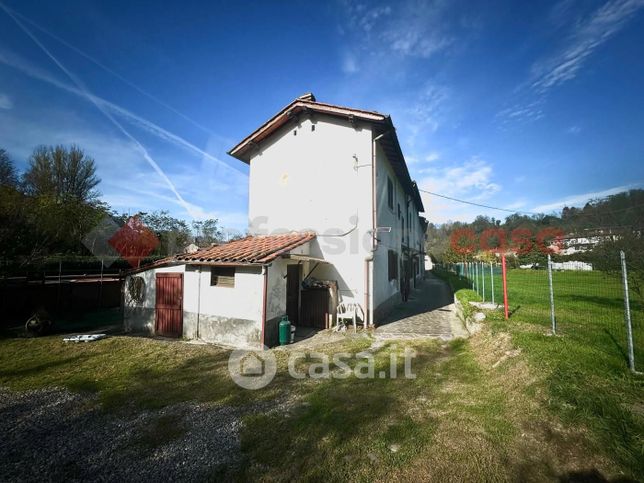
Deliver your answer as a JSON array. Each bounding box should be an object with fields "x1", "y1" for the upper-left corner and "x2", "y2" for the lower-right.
[{"x1": 228, "y1": 100, "x2": 387, "y2": 163}]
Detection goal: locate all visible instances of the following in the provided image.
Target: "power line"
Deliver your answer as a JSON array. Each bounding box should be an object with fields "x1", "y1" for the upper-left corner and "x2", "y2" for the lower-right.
[
  {"x1": 417, "y1": 189, "x2": 539, "y2": 215},
  {"x1": 418, "y1": 188, "x2": 644, "y2": 219}
]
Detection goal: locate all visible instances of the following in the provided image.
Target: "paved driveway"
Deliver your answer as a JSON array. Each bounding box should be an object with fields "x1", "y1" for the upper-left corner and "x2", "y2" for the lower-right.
[{"x1": 375, "y1": 273, "x2": 467, "y2": 340}]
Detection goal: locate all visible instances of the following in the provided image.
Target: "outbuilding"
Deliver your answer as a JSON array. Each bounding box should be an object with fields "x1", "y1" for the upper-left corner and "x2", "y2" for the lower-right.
[{"x1": 124, "y1": 232, "x2": 338, "y2": 348}]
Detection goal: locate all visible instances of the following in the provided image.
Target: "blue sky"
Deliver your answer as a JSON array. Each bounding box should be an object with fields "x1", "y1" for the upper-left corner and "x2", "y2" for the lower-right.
[{"x1": 1, "y1": 0, "x2": 643, "y2": 230}]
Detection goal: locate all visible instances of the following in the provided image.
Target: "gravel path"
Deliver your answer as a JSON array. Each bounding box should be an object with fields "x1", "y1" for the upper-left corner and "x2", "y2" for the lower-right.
[{"x1": 0, "y1": 387, "x2": 280, "y2": 482}]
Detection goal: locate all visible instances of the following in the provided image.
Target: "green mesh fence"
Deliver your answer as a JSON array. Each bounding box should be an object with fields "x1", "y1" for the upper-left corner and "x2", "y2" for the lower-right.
[{"x1": 435, "y1": 256, "x2": 641, "y2": 372}]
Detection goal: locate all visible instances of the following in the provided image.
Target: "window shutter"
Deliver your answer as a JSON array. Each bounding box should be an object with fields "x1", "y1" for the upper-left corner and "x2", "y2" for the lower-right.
[{"x1": 211, "y1": 267, "x2": 235, "y2": 287}]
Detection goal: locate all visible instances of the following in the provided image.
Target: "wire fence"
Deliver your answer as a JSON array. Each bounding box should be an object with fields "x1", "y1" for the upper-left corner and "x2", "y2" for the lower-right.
[{"x1": 436, "y1": 251, "x2": 643, "y2": 373}]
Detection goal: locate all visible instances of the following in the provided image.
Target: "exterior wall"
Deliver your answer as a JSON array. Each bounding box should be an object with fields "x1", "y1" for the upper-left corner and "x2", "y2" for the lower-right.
[
  {"x1": 182, "y1": 265, "x2": 263, "y2": 349},
  {"x1": 371, "y1": 142, "x2": 425, "y2": 322},
  {"x1": 124, "y1": 263, "x2": 264, "y2": 349},
  {"x1": 264, "y1": 244, "x2": 313, "y2": 347},
  {"x1": 248, "y1": 114, "x2": 373, "y2": 307},
  {"x1": 124, "y1": 264, "x2": 186, "y2": 335},
  {"x1": 372, "y1": 142, "x2": 403, "y2": 319}
]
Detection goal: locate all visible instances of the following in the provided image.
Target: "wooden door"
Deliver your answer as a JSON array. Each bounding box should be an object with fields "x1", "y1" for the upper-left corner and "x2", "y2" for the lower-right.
[
  {"x1": 286, "y1": 264, "x2": 300, "y2": 324},
  {"x1": 300, "y1": 288, "x2": 329, "y2": 329},
  {"x1": 155, "y1": 273, "x2": 183, "y2": 337}
]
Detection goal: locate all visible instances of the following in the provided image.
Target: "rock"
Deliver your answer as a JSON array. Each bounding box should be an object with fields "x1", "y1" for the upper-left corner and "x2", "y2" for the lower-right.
[
  {"x1": 389, "y1": 444, "x2": 401, "y2": 453},
  {"x1": 473, "y1": 312, "x2": 486, "y2": 322}
]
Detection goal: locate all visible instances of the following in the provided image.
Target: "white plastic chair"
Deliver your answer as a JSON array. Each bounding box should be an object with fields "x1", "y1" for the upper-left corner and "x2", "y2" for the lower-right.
[{"x1": 336, "y1": 302, "x2": 364, "y2": 333}]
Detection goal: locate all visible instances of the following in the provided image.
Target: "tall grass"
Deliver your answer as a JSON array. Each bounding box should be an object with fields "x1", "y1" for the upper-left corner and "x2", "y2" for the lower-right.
[{"x1": 446, "y1": 268, "x2": 644, "y2": 476}]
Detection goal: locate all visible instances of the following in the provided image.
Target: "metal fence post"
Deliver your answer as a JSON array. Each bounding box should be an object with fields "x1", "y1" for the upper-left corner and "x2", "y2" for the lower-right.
[
  {"x1": 490, "y1": 261, "x2": 495, "y2": 305},
  {"x1": 547, "y1": 254, "x2": 556, "y2": 335},
  {"x1": 501, "y1": 254, "x2": 509, "y2": 319},
  {"x1": 475, "y1": 262, "x2": 479, "y2": 295},
  {"x1": 482, "y1": 261, "x2": 485, "y2": 302},
  {"x1": 620, "y1": 250, "x2": 636, "y2": 372},
  {"x1": 470, "y1": 262, "x2": 474, "y2": 290}
]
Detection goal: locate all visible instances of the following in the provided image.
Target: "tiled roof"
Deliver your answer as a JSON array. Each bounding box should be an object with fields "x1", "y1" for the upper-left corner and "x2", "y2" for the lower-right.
[{"x1": 175, "y1": 232, "x2": 316, "y2": 265}]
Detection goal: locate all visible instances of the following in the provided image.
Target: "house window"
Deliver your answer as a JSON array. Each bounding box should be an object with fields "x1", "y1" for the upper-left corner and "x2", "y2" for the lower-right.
[
  {"x1": 397, "y1": 204, "x2": 401, "y2": 219},
  {"x1": 388, "y1": 250, "x2": 398, "y2": 281},
  {"x1": 387, "y1": 177, "x2": 394, "y2": 210},
  {"x1": 211, "y1": 267, "x2": 235, "y2": 287}
]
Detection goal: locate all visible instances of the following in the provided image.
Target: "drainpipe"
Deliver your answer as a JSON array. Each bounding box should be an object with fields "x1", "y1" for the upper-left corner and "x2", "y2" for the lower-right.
[
  {"x1": 196, "y1": 267, "x2": 202, "y2": 340},
  {"x1": 261, "y1": 265, "x2": 268, "y2": 348},
  {"x1": 372, "y1": 132, "x2": 386, "y2": 252},
  {"x1": 366, "y1": 132, "x2": 385, "y2": 327}
]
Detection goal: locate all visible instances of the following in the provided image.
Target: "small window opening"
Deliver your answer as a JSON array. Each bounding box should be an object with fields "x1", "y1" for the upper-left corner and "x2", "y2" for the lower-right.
[{"x1": 211, "y1": 267, "x2": 235, "y2": 287}]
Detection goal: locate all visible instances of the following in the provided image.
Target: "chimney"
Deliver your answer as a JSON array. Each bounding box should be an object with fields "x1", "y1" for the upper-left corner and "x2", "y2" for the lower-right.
[{"x1": 297, "y1": 92, "x2": 316, "y2": 102}]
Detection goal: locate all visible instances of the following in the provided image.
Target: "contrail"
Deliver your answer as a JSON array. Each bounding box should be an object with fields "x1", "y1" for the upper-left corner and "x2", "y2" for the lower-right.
[
  {"x1": 0, "y1": 48, "x2": 246, "y2": 178},
  {"x1": 0, "y1": 3, "x2": 201, "y2": 218},
  {"x1": 4, "y1": 3, "x2": 218, "y2": 137}
]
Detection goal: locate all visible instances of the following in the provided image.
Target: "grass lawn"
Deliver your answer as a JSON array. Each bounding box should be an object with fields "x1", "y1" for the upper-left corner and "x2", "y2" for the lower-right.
[
  {"x1": 2, "y1": 309, "x2": 641, "y2": 481},
  {"x1": 435, "y1": 266, "x2": 644, "y2": 479}
]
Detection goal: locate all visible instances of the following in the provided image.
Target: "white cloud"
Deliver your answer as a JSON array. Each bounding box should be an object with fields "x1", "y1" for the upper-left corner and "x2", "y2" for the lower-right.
[
  {"x1": 341, "y1": 53, "x2": 358, "y2": 74},
  {"x1": 417, "y1": 157, "x2": 503, "y2": 223},
  {"x1": 567, "y1": 125, "x2": 582, "y2": 134},
  {"x1": 425, "y1": 151, "x2": 440, "y2": 163},
  {"x1": 380, "y1": 2, "x2": 452, "y2": 58},
  {"x1": 505, "y1": 200, "x2": 527, "y2": 210},
  {"x1": 386, "y1": 82, "x2": 449, "y2": 148},
  {"x1": 499, "y1": 0, "x2": 644, "y2": 124},
  {"x1": 408, "y1": 151, "x2": 439, "y2": 173},
  {"x1": 341, "y1": 0, "x2": 458, "y2": 60},
  {"x1": 497, "y1": 98, "x2": 545, "y2": 124},
  {"x1": 0, "y1": 93, "x2": 12, "y2": 109},
  {"x1": 531, "y1": 183, "x2": 642, "y2": 213},
  {"x1": 346, "y1": 4, "x2": 392, "y2": 34},
  {"x1": 531, "y1": 0, "x2": 644, "y2": 94}
]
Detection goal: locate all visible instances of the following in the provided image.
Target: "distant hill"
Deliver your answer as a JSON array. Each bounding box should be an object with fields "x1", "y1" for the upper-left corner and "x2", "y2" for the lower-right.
[{"x1": 426, "y1": 189, "x2": 644, "y2": 263}]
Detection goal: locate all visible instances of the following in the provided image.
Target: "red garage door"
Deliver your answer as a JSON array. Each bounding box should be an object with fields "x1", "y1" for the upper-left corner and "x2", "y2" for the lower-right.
[{"x1": 155, "y1": 273, "x2": 183, "y2": 337}]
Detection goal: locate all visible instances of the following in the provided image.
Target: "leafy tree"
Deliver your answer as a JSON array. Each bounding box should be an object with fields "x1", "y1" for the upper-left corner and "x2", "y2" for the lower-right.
[
  {"x1": 192, "y1": 219, "x2": 223, "y2": 247},
  {"x1": 120, "y1": 211, "x2": 192, "y2": 256},
  {"x1": 0, "y1": 149, "x2": 18, "y2": 187},
  {"x1": 23, "y1": 145, "x2": 100, "y2": 202},
  {"x1": 590, "y1": 232, "x2": 644, "y2": 302}
]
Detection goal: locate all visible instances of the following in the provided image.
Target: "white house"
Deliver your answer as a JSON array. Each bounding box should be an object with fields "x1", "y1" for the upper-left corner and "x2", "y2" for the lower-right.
[{"x1": 124, "y1": 93, "x2": 427, "y2": 348}]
